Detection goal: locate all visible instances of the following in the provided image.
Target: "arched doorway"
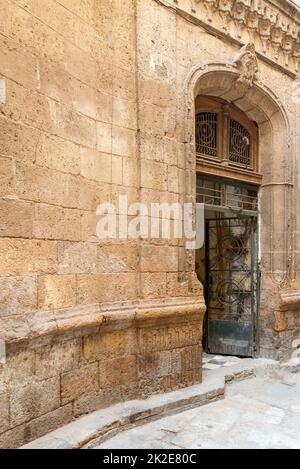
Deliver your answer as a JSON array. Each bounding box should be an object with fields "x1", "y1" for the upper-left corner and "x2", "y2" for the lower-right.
[
  {"x1": 195, "y1": 96, "x2": 260, "y2": 357},
  {"x1": 182, "y1": 58, "x2": 292, "y2": 360}
]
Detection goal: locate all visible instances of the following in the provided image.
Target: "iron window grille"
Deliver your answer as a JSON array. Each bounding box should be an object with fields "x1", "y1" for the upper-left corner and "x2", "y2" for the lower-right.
[
  {"x1": 195, "y1": 98, "x2": 258, "y2": 173},
  {"x1": 229, "y1": 119, "x2": 251, "y2": 167},
  {"x1": 195, "y1": 112, "x2": 217, "y2": 157}
]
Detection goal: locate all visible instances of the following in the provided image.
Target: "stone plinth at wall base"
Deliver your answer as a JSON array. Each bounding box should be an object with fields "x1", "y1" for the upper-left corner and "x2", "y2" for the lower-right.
[
  {"x1": 0, "y1": 297, "x2": 205, "y2": 449},
  {"x1": 272, "y1": 291, "x2": 300, "y2": 362},
  {"x1": 20, "y1": 357, "x2": 277, "y2": 450},
  {"x1": 259, "y1": 276, "x2": 300, "y2": 362}
]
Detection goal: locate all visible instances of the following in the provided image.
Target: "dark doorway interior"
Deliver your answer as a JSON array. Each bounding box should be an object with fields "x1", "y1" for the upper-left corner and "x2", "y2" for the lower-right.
[{"x1": 196, "y1": 175, "x2": 260, "y2": 357}]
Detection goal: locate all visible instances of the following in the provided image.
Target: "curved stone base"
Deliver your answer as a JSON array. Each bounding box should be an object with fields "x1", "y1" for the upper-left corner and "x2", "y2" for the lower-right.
[{"x1": 0, "y1": 297, "x2": 205, "y2": 448}]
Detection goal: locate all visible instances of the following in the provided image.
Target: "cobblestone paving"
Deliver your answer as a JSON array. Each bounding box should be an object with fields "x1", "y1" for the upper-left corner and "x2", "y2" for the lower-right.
[{"x1": 95, "y1": 373, "x2": 300, "y2": 449}]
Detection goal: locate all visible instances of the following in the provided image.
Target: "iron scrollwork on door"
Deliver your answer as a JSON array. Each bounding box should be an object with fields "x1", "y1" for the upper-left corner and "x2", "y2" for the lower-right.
[{"x1": 206, "y1": 217, "x2": 258, "y2": 357}]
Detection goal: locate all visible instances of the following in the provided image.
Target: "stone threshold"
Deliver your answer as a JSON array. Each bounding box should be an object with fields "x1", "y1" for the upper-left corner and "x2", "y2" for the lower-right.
[{"x1": 20, "y1": 358, "x2": 278, "y2": 450}]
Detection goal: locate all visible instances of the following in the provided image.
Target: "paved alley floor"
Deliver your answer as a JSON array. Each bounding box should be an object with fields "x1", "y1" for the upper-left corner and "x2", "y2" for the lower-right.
[{"x1": 95, "y1": 372, "x2": 300, "y2": 449}]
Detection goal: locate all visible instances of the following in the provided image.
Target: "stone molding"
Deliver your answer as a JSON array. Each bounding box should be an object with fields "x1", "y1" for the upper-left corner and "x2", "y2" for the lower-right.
[
  {"x1": 180, "y1": 59, "x2": 292, "y2": 293},
  {"x1": 199, "y1": 0, "x2": 300, "y2": 70},
  {"x1": 273, "y1": 290, "x2": 300, "y2": 334},
  {"x1": 156, "y1": 0, "x2": 300, "y2": 74},
  {"x1": 280, "y1": 290, "x2": 300, "y2": 311},
  {"x1": 182, "y1": 60, "x2": 288, "y2": 151},
  {"x1": 0, "y1": 297, "x2": 206, "y2": 345},
  {"x1": 234, "y1": 42, "x2": 259, "y2": 91}
]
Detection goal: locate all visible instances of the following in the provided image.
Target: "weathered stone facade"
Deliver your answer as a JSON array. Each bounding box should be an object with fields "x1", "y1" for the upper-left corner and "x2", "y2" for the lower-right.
[{"x1": 0, "y1": 0, "x2": 300, "y2": 448}]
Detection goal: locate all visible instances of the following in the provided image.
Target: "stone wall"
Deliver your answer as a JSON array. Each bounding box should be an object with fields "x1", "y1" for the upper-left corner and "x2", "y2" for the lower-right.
[
  {"x1": 0, "y1": 297, "x2": 202, "y2": 448},
  {"x1": 0, "y1": 0, "x2": 137, "y2": 323},
  {"x1": 1, "y1": 0, "x2": 300, "y2": 448},
  {"x1": 0, "y1": 0, "x2": 205, "y2": 448}
]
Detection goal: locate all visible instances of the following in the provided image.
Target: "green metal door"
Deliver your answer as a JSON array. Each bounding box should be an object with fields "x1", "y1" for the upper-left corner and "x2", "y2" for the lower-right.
[{"x1": 205, "y1": 216, "x2": 259, "y2": 357}]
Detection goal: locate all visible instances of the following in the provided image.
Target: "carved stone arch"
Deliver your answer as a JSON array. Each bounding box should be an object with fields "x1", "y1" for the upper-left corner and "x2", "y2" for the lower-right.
[
  {"x1": 181, "y1": 59, "x2": 295, "y2": 358},
  {"x1": 183, "y1": 61, "x2": 290, "y2": 147}
]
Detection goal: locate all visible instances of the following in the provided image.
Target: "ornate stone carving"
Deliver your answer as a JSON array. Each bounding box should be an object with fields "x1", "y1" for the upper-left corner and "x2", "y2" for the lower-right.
[
  {"x1": 247, "y1": 1, "x2": 260, "y2": 38},
  {"x1": 293, "y1": 41, "x2": 300, "y2": 72},
  {"x1": 271, "y1": 16, "x2": 285, "y2": 61},
  {"x1": 234, "y1": 43, "x2": 258, "y2": 92},
  {"x1": 233, "y1": 0, "x2": 250, "y2": 39},
  {"x1": 194, "y1": 0, "x2": 300, "y2": 73},
  {"x1": 282, "y1": 23, "x2": 298, "y2": 67},
  {"x1": 203, "y1": 0, "x2": 218, "y2": 22},
  {"x1": 219, "y1": 0, "x2": 235, "y2": 32},
  {"x1": 259, "y1": 7, "x2": 277, "y2": 53}
]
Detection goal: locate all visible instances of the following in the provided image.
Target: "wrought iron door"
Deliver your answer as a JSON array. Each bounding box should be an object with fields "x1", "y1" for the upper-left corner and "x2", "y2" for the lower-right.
[{"x1": 205, "y1": 217, "x2": 258, "y2": 357}]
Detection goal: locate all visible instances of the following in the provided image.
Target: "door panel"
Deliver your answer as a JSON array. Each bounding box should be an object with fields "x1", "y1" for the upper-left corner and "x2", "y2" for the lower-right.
[{"x1": 205, "y1": 217, "x2": 258, "y2": 357}]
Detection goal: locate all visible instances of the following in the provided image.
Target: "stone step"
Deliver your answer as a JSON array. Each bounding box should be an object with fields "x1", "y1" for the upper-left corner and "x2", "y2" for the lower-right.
[{"x1": 21, "y1": 358, "x2": 277, "y2": 449}]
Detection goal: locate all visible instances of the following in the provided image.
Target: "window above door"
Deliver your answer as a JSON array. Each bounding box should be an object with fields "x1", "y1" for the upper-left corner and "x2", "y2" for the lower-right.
[
  {"x1": 195, "y1": 96, "x2": 260, "y2": 183},
  {"x1": 197, "y1": 174, "x2": 258, "y2": 215}
]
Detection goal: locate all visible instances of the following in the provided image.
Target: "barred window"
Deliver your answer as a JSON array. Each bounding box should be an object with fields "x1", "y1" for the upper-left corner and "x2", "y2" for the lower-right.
[
  {"x1": 195, "y1": 112, "x2": 217, "y2": 157},
  {"x1": 229, "y1": 119, "x2": 251, "y2": 167},
  {"x1": 197, "y1": 174, "x2": 258, "y2": 213},
  {"x1": 195, "y1": 96, "x2": 257, "y2": 174}
]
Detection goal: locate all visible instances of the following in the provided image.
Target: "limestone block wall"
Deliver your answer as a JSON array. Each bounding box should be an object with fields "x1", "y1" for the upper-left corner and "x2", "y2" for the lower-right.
[
  {"x1": 1, "y1": 0, "x2": 300, "y2": 449},
  {"x1": 134, "y1": 0, "x2": 300, "y2": 359},
  {"x1": 0, "y1": 0, "x2": 205, "y2": 448},
  {"x1": 0, "y1": 0, "x2": 134, "y2": 447},
  {"x1": 0, "y1": 0, "x2": 139, "y2": 316},
  {"x1": 0, "y1": 300, "x2": 203, "y2": 448}
]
